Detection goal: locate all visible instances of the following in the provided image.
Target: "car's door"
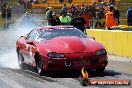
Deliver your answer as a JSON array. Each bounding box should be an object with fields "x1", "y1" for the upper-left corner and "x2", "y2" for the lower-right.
[{"x1": 24, "y1": 29, "x2": 37, "y2": 65}]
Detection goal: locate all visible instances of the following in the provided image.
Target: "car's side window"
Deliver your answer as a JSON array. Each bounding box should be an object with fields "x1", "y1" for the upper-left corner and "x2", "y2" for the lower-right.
[{"x1": 27, "y1": 29, "x2": 37, "y2": 40}]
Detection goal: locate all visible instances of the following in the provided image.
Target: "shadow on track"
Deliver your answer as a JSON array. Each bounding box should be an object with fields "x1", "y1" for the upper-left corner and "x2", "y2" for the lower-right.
[{"x1": 22, "y1": 64, "x2": 121, "y2": 78}]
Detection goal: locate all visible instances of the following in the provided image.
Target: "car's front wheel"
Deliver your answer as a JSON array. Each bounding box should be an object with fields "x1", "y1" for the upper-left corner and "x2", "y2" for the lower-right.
[
  {"x1": 17, "y1": 49, "x2": 25, "y2": 69},
  {"x1": 35, "y1": 54, "x2": 44, "y2": 76}
]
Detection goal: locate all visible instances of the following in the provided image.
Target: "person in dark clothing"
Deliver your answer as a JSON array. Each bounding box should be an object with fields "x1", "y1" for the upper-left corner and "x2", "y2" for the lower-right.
[
  {"x1": 95, "y1": 4, "x2": 105, "y2": 28},
  {"x1": 126, "y1": 6, "x2": 132, "y2": 26},
  {"x1": 45, "y1": 7, "x2": 49, "y2": 12},
  {"x1": 49, "y1": 12, "x2": 61, "y2": 26},
  {"x1": 80, "y1": 4, "x2": 85, "y2": 14},
  {"x1": 1, "y1": 4, "x2": 6, "y2": 21},
  {"x1": 98, "y1": 5, "x2": 105, "y2": 19},
  {"x1": 1, "y1": 4, "x2": 10, "y2": 29},
  {"x1": 59, "y1": 0, "x2": 64, "y2": 4},
  {"x1": 68, "y1": 0, "x2": 72, "y2": 4},
  {"x1": 45, "y1": 7, "x2": 53, "y2": 25},
  {"x1": 109, "y1": 0, "x2": 115, "y2": 6},
  {"x1": 7, "y1": 6, "x2": 11, "y2": 20},
  {"x1": 113, "y1": 8, "x2": 120, "y2": 25},
  {"x1": 70, "y1": 13, "x2": 86, "y2": 33},
  {"x1": 95, "y1": 11, "x2": 104, "y2": 28}
]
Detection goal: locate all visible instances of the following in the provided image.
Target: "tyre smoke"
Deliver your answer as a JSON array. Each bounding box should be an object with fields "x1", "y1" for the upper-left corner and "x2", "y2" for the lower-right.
[{"x1": 0, "y1": 13, "x2": 45, "y2": 69}]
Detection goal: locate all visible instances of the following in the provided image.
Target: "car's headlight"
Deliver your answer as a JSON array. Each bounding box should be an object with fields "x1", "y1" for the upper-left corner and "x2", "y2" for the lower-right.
[
  {"x1": 47, "y1": 52, "x2": 65, "y2": 58},
  {"x1": 96, "y1": 49, "x2": 106, "y2": 55}
]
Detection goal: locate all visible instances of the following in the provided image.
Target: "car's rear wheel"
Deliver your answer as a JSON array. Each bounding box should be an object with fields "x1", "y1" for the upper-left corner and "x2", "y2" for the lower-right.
[
  {"x1": 96, "y1": 67, "x2": 105, "y2": 74},
  {"x1": 35, "y1": 54, "x2": 44, "y2": 76},
  {"x1": 17, "y1": 49, "x2": 25, "y2": 69}
]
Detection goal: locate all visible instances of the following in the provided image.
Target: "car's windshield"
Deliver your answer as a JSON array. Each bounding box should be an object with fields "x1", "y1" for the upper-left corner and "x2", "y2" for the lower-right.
[{"x1": 38, "y1": 28, "x2": 88, "y2": 40}]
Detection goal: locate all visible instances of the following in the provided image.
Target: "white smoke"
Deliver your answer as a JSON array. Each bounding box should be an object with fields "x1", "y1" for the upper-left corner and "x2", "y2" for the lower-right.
[
  {"x1": 0, "y1": 13, "x2": 45, "y2": 69},
  {"x1": 0, "y1": 48, "x2": 19, "y2": 69}
]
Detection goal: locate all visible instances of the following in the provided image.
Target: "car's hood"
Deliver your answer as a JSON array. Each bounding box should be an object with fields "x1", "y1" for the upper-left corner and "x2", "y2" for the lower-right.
[{"x1": 40, "y1": 36, "x2": 104, "y2": 53}]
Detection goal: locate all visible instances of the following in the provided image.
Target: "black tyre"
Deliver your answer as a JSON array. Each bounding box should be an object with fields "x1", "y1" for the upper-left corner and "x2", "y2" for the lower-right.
[
  {"x1": 96, "y1": 67, "x2": 105, "y2": 74},
  {"x1": 80, "y1": 78, "x2": 91, "y2": 86},
  {"x1": 17, "y1": 49, "x2": 25, "y2": 69},
  {"x1": 35, "y1": 54, "x2": 44, "y2": 76}
]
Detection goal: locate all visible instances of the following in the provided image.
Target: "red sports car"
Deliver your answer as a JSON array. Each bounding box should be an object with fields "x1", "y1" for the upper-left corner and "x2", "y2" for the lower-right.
[{"x1": 16, "y1": 26, "x2": 108, "y2": 75}]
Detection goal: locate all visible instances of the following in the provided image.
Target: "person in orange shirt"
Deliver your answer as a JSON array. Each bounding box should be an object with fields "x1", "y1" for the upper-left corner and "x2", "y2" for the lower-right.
[{"x1": 105, "y1": 6, "x2": 117, "y2": 30}]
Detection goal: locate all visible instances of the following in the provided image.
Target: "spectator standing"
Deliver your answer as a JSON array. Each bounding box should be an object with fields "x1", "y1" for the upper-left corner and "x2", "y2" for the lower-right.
[
  {"x1": 92, "y1": 0, "x2": 96, "y2": 7},
  {"x1": 81, "y1": 11, "x2": 92, "y2": 29},
  {"x1": 59, "y1": 12, "x2": 71, "y2": 25},
  {"x1": 113, "y1": 7, "x2": 120, "y2": 25},
  {"x1": 45, "y1": 7, "x2": 49, "y2": 12},
  {"x1": 29, "y1": 0, "x2": 33, "y2": 3},
  {"x1": 18, "y1": 0, "x2": 24, "y2": 5},
  {"x1": 45, "y1": 7, "x2": 53, "y2": 25},
  {"x1": 59, "y1": 0, "x2": 64, "y2": 4},
  {"x1": 1, "y1": 3, "x2": 11, "y2": 28},
  {"x1": 70, "y1": 12, "x2": 86, "y2": 33},
  {"x1": 95, "y1": 4, "x2": 105, "y2": 28},
  {"x1": 75, "y1": 4, "x2": 81, "y2": 13},
  {"x1": 109, "y1": 0, "x2": 115, "y2": 6},
  {"x1": 70, "y1": 4, "x2": 76, "y2": 17},
  {"x1": 95, "y1": 11, "x2": 103, "y2": 28},
  {"x1": 87, "y1": 5, "x2": 97, "y2": 19},
  {"x1": 61, "y1": 4, "x2": 67, "y2": 14},
  {"x1": 126, "y1": 6, "x2": 132, "y2": 26},
  {"x1": 49, "y1": 12, "x2": 61, "y2": 26},
  {"x1": 1, "y1": 4, "x2": 6, "y2": 21},
  {"x1": 87, "y1": 5, "x2": 97, "y2": 28},
  {"x1": 7, "y1": 5, "x2": 11, "y2": 21},
  {"x1": 68, "y1": 0, "x2": 72, "y2": 4},
  {"x1": 98, "y1": 4, "x2": 105, "y2": 19},
  {"x1": 27, "y1": 0, "x2": 32, "y2": 8},
  {"x1": 80, "y1": 4, "x2": 85, "y2": 14},
  {"x1": 105, "y1": 6, "x2": 117, "y2": 30}
]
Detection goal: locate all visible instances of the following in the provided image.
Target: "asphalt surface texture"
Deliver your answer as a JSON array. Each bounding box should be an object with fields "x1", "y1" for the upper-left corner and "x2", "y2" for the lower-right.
[{"x1": 0, "y1": 14, "x2": 131, "y2": 88}]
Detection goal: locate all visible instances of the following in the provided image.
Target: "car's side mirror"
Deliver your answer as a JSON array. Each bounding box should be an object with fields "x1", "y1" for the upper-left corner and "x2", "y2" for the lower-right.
[
  {"x1": 20, "y1": 35, "x2": 28, "y2": 39},
  {"x1": 20, "y1": 36, "x2": 24, "y2": 37},
  {"x1": 88, "y1": 36, "x2": 96, "y2": 40},
  {"x1": 26, "y1": 41, "x2": 34, "y2": 45}
]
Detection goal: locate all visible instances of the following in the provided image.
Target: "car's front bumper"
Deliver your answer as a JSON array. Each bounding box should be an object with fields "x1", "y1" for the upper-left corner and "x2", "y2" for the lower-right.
[{"x1": 43, "y1": 55, "x2": 108, "y2": 71}]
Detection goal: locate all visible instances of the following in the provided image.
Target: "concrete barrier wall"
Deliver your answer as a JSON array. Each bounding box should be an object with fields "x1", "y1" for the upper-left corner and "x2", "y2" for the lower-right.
[{"x1": 86, "y1": 29, "x2": 132, "y2": 57}]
